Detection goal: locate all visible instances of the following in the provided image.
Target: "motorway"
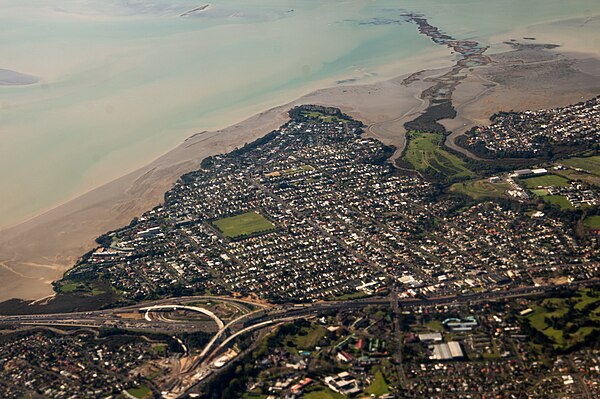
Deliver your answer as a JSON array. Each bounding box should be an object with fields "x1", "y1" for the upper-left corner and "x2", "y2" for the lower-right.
[
  {"x1": 0, "y1": 281, "x2": 593, "y2": 333},
  {"x1": 0, "y1": 281, "x2": 596, "y2": 398}
]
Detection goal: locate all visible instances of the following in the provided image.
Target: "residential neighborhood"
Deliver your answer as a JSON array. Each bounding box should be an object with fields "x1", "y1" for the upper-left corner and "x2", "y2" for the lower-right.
[
  {"x1": 57, "y1": 106, "x2": 599, "y2": 305},
  {"x1": 459, "y1": 96, "x2": 600, "y2": 158}
]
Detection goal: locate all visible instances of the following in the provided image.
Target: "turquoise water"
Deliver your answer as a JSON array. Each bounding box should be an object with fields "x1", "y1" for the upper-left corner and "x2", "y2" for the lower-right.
[{"x1": 1, "y1": 0, "x2": 599, "y2": 228}]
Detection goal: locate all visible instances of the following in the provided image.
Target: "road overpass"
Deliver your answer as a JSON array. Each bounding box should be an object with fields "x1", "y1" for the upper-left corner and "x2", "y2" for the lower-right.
[{"x1": 140, "y1": 305, "x2": 225, "y2": 329}]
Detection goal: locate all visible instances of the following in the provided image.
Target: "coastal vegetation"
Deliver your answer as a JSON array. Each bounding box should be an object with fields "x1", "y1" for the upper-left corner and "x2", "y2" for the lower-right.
[
  {"x1": 301, "y1": 110, "x2": 349, "y2": 123},
  {"x1": 291, "y1": 105, "x2": 355, "y2": 125},
  {"x1": 58, "y1": 281, "x2": 105, "y2": 296}
]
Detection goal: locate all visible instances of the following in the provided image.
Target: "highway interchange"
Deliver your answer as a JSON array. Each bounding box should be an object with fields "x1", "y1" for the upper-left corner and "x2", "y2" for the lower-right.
[{"x1": 0, "y1": 280, "x2": 595, "y2": 398}]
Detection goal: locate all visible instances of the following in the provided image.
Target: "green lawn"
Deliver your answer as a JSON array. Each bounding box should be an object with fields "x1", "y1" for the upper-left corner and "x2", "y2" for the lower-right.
[
  {"x1": 58, "y1": 281, "x2": 105, "y2": 296},
  {"x1": 152, "y1": 344, "x2": 167, "y2": 355},
  {"x1": 526, "y1": 306, "x2": 567, "y2": 344},
  {"x1": 59, "y1": 282, "x2": 83, "y2": 293},
  {"x1": 575, "y1": 289, "x2": 600, "y2": 311},
  {"x1": 450, "y1": 179, "x2": 511, "y2": 199},
  {"x1": 302, "y1": 110, "x2": 348, "y2": 123},
  {"x1": 403, "y1": 131, "x2": 474, "y2": 181},
  {"x1": 330, "y1": 291, "x2": 371, "y2": 301},
  {"x1": 294, "y1": 325, "x2": 327, "y2": 350},
  {"x1": 521, "y1": 174, "x2": 570, "y2": 188},
  {"x1": 554, "y1": 168, "x2": 600, "y2": 187},
  {"x1": 212, "y1": 211, "x2": 275, "y2": 238},
  {"x1": 544, "y1": 195, "x2": 573, "y2": 210},
  {"x1": 365, "y1": 369, "x2": 391, "y2": 396},
  {"x1": 531, "y1": 189, "x2": 548, "y2": 197},
  {"x1": 127, "y1": 386, "x2": 152, "y2": 399},
  {"x1": 304, "y1": 388, "x2": 346, "y2": 399},
  {"x1": 584, "y1": 215, "x2": 600, "y2": 229},
  {"x1": 524, "y1": 289, "x2": 600, "y2": 349},
  {"x1": 425, "y1": 320, "x2": 444, "y2": 332},
  {"x1": 561, "y1": 155, "x2": 600, "y2": 176}
]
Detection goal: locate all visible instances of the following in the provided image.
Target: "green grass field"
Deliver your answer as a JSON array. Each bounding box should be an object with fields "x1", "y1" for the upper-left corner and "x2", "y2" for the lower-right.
[
  {"x1": 59, "y1": 282, "x2": 84, "y2": 293},
  {"x1": 521, "y1": 174, "x2": 570, "y2": 188},
  {"x1": 304, "y1": 388, "x2": 346, "y2": 399},
  {"x1": 543, "y1": 195, "x2": 573, "y2": 210},
  {"x1": 302, "y1": 110, "x2": 348, "y2": 123},
  {"x1": 575, "y1": 289, "x2": 600, "y2": 310},
  {"x1": 450, "y1": 179, "x2": 511, "y2": 199},
  {"x1": 212, "y1": 211, "x2": 275, "y2": 238},
  {"x1": 152, "y1": 344, "x2": 167, "y2": 355},
  {"x1": 330, "y1": 291, "x2": 371, "y2": 301},
  {"x1": 561, "y1": 155, "x2": 600, "y2": 176},
  {"x1": 58, "y1": 281, "x2": 105, "y2": 296},
  {"x1": 554, "y1": 168, "x2": 600, "y2": 187},
  {"x1": 403, "y1": 131, "x2": 474, "y2": 181},
  {"x1": 292, "y1": 325, "x2": 327, "y2": 350},
  {"x1": 424, "y1": 320, "x2": 444, "y2": 332},
  {"x1": 524, "y1": 289, "x2": 599, "y2": 349},
  {"x1": 365, "y1": 369, "x2": 391, "y2": 396},
  {"x1": 584, "y1": 215, "x2": 600, "y2": 229},
  {"x1": 127, "y1": 386, "x2": 152, "y2": 399}
]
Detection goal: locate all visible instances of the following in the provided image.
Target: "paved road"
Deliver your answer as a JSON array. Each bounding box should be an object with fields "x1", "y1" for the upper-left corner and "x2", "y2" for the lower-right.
[
  {"x1": 1, "y1": 280, "x2": 594, "y2": 329},
  {"x1": 1, "y1": 280, "x2": 596, "y2": 399}
]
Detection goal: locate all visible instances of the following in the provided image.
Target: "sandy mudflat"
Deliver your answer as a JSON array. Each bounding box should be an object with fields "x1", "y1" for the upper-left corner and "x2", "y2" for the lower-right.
[
  {"x1": 0, "y1": 68, "x2": 444, "y2": 302},
  {"x1": 443, "y1": 15, "x2": 600, "y2": 156},
  {"x1": 443, "y1": 46, "x2": 600, "y2": 157},
  {"x1": 0, "y1": 69, "x2": 38, "y2": 86},
  {"x1": 2, "y1": 15, "x2": 600, "y2": 303}
]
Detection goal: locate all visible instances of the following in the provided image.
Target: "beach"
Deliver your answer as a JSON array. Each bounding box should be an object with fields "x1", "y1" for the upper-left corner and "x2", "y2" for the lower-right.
[
  {"x1": 0, "y1": 65, "x2": 445, "y2": 302},
  {"x1": 1, "y1": 6, "x2": 600, "y2": 303}
]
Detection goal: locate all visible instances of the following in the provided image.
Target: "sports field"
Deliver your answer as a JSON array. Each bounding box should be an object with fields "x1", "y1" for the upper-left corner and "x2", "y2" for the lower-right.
[
  {"x1": 403, "y1": 131, "x2": 473, "y2": 180},
  {"x1": 561, "y1": 155, "x2": 600, "y2": 177},
  {"x1": 521, "y1": 174, "x2": 569, "y2": 188},
  {"x1": 212, "y1": 211, "x2": 275, "y2": 238}
]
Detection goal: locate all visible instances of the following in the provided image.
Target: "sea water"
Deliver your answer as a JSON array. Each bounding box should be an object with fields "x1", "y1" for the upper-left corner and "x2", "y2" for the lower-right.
[{"x1": 0, "y1": 0, "x2": 599, "y2": 229}]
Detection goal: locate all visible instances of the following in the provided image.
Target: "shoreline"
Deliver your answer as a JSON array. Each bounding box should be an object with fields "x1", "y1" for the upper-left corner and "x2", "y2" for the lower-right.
[
  {"x1": 0, "y1": 45, "x2": 452, "y2": 232},
  {"x1": 442, "y1": 47, "x2": 600, "y2": 156},
  {"x1": 0, "y1": 64, "x2": 450, "y2": 303},
  {"x1": 2, "y1": 16, "x2": 600, "y2": 303}
]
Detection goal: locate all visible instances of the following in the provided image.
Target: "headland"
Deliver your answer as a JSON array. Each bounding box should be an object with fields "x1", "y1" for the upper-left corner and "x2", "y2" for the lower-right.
[{"x1": 0, "y1": 13, "x2": 599, "y2": 304}]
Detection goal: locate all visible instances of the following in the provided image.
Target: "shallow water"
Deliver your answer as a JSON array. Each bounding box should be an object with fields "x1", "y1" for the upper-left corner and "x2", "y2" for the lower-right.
[{"x1": 1, "y1": 0, "x2": 599, "y2": 229}]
